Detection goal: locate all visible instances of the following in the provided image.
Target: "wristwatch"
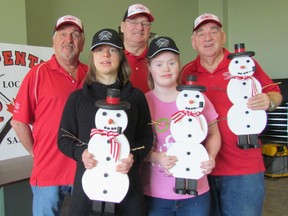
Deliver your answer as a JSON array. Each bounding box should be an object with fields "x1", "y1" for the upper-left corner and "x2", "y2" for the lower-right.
[{"x1": 267, "y1": 100, "x2": 276, "y2": 111}]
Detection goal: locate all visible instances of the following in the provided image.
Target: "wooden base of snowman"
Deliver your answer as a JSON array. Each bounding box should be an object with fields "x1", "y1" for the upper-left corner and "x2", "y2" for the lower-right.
[
  {"x1": 166, "y1": 141, "x2": 209, "y2": 196},
  {"x1": 174, "y1": 178, "x2": 198, "y2": 196},
  {"x1": 237, "y1": 134, "x2": 259, "y2": 149}
]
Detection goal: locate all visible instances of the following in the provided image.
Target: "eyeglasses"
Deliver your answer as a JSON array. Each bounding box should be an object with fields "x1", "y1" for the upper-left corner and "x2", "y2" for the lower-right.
[{"x1": 125, "y1": 20, "x2": 151, "y2": 28}]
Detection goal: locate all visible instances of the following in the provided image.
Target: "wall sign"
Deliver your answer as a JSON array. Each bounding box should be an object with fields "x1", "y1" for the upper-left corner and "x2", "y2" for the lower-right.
[{"x1": 0, "y1": 43, "x2": 53, "y2": 161}]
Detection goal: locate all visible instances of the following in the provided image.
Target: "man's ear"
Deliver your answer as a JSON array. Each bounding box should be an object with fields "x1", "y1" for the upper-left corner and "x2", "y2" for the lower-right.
[
  {"x1": 120, "y1": 22, "x2": 125, "y2": 33},
  {"x1": 221, "y1": 32, "x2": 226, "y2": 47},
  {"x1": 191, "y1": 35, "x2": 196, "y2": 50}
]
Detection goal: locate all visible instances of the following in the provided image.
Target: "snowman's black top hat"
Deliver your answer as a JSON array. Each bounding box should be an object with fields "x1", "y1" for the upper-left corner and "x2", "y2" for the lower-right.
[
  {"x1": 177, "y1": 75, "x2": 206, "y2": 92},
  {"x1": 96, "y1": 88, "x2": 130, "y2": 110},
  {"x1": 228, "y1": 43, "x2": 255, "y2": 59}
]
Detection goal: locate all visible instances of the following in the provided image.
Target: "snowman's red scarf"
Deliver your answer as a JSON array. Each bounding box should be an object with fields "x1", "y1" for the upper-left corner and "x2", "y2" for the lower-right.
[
  {"x1": 229, "y1": 75, "x2": 259, "y2": 96},
  {"x1": 171, "y1": 110, "x2": 201, "y2": 123},
  {"x1": 90, "y1": 129, "x2": 120, "y2": 162}
]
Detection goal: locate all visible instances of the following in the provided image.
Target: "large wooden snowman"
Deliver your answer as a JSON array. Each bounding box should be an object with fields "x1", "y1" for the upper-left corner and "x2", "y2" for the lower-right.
[
  {"x1": 82, "y1": 88, "x2": 131, "y2": 205},
  {"x1": 227, "y1": 43, "x2": 267, "y2": 149},
  {"x1": 167, "y1": 75, "x2": 209, "y2": 196}
]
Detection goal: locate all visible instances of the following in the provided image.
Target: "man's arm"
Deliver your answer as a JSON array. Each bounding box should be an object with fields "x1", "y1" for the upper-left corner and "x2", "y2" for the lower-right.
[
  {"x1": 10, "y1": 119, "x2": 34, "y2": 157},
  {"x1": 247, "y1": 92, "x2": 282, "y2": 111},
  {"x1": 201, "y1": 120, "x2": 221, "y2": 174}
]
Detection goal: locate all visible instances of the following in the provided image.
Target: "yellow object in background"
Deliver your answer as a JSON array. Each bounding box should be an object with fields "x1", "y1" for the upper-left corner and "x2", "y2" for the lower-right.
[{"x1": 262, "y1": 144, "x2": 288, "y2": 157}]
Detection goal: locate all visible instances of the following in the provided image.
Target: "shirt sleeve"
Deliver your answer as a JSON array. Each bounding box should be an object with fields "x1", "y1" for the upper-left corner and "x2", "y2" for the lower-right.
[
  {"x1": 12, "y1": 65, "x2": 39, "y2": 124},
  {"x1": 202, "y1": 93, "x2": 219, "y2": 123}
]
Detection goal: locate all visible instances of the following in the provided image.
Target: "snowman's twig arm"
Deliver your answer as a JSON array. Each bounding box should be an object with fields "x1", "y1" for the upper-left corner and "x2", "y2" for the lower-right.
[
  {"x1": 130, "y1": 146, "x2": 145, "y2": 151},
  {"x1": 60, "y1": 128, "x2": 87, "y2": 146},
  {"x1": 262, "y1": 82, "x2": 281, "y2": 89},
  {"x1": 208, "y1": 117, "x2": 227, "y2": 127}
]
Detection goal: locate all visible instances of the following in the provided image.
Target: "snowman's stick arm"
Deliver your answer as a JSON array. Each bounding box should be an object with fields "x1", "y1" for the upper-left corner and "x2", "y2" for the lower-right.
[
  {"x1": 130, "y1": 146, "x2": 145, "y2": 151},
  {"x1": 208, "y1": 117, "x2": 228, "y2": 127},
  {"x1": 262, "y1": 82, "x2": 281, "y2": 90},
  {"x1": 60, "y1": 128, "x2": 87, "y2": 146}
]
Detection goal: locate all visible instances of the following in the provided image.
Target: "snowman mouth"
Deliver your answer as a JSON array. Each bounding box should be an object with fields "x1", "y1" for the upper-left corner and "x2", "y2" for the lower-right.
[
  {"x1": 237, "y1": 70, "x2": 253, "y2": 76},
  {"x1": 185, "y1": 106, "x2": 200, "y2": 110},
  {"x1": 104, "y1": 126, "x2": 118, "y2": 131}
]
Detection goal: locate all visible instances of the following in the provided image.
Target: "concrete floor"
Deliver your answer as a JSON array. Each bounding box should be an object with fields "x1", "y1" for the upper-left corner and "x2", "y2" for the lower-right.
[
  {"x1": 61, "y1": 177, "x2": 288, "y2": 216},
  {"x1": 263, "y1": 177, "x2": 288, "y2": 216}
]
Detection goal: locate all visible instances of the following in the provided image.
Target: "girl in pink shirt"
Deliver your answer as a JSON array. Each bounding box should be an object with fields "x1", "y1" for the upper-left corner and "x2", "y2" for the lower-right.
[{"x1": 140, "y1": 36, "x2": 221, "y2": 216}]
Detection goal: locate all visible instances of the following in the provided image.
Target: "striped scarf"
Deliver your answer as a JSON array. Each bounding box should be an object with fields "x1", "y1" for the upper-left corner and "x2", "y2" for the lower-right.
[{"x1": 90, "y1": 128, "x2": 120, "y2": 162}]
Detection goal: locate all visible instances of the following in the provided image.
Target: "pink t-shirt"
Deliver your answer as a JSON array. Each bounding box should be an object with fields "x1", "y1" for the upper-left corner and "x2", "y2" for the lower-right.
[{"x1": 140, "y1": 90, "x2": 218, "y2": 199}]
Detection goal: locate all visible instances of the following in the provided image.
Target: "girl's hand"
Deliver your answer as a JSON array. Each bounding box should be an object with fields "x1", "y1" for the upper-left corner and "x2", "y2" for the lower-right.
[
  {"x1": 82, "y1": 149, "x2": 98, "y2": 169},
  {"x1": 157, "y1": 152, "x2": 178, "y2": 171},
  {"x1": 200, "y1": 157, "x2": 215, "y2": 174},
  {"x1": 116, "y1": 153, "x2": 134, "y2": 174}
]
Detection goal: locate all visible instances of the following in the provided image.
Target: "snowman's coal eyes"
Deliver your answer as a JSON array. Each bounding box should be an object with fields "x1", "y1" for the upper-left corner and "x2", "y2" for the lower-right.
[
  {"x1": 116, "y1": 113, "x2": 121, "y2": 118},
  {"x1": 235, "y1": 60, "x2": 239, "y2": 64},
  {"x1": 102, "y1": 112, "x2": 107, "y2": 116},
  {"x1": 184, "y1": 93, "x2": 188, "y2": 97},
  {"x1": 246, "y1": 60, "x2": 250, "y2": 63},
  {"x1": 196, "y1": 95, "x2": 200, "y2": 98}
]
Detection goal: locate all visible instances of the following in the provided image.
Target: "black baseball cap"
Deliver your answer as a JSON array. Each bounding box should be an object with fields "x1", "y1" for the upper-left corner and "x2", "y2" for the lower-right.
[
  {"x1": 90, "y1": 28, "x2": 123, "y2": 51},
  {"x1": 147, "y1": 36, "x2": 180, "y2": 59}
]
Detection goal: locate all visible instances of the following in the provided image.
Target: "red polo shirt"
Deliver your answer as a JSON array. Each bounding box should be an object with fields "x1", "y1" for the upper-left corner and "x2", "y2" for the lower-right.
[
  {"x1": 12, "y1": 55, "x2": 88, "y2": 186},
  {"x1": 125, "y1": 48, "x2": 150, "y2": 93}
]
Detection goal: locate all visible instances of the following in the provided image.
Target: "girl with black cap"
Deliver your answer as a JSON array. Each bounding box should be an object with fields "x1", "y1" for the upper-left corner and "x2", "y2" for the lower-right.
[{"x1": 58, "y1": 28, "x2": 153, "y2": 216}]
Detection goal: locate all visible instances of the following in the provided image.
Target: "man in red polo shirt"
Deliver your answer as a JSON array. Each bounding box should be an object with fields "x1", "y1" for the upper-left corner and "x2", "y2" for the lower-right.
[
  {"x1": 11, "y1": 15, "x2": 88, "y2": 216},
  {"x1": 120, "y1": 3, "x2": 154, "y2": 93},
  {"x1": 181, "y1": 13, "x2": 282, "y2": 216}
]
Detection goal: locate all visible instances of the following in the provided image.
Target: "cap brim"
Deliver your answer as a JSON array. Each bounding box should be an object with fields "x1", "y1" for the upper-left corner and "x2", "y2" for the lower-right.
[
  {"x1": 127, "y1": 13, "x2": 154, "y2": 22},
  {"x1": 95, "y1": 100, "x2": 130, "y2": 110},
  {"x1": 193, "y1": 20, "x2": 222, "y2": 31},
  {"x1": 55, "y1": 21, "x2": 83, "y2": 32},
  {"x1": 177, "y1": 85, "x2": 206, "y2": 92},
  {"x1": 90, "y1": 43, "x2": 123, "y2": 51},
  {"x1": 148, "y1": 48, "x2": 180, "y2": 58},
  {"x1": 228, "y1": 51, "x2": 255, "y2": 59}
]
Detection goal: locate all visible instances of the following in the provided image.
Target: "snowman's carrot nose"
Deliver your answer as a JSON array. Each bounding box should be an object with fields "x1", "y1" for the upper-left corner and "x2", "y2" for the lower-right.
[
  {"x1": 240, "y1": 65, "x2": 246, "y2": 69},
  {"x1": 189, "y1": 100, "x2": 194, "y2": 104},
  {"x1": 108, "y1": 119, "x2": 114, "y2": 124}
]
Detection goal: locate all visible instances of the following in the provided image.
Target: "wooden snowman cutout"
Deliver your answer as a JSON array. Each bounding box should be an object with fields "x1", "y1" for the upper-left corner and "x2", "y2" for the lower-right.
[
  {"x1": 82, "y1": 88, "x2": 131, "y2": 204},
  {"x1": 227, "y1": 43, "x2": 267, "y2": 149},
  {"x1": 167, "y1": 75, "x2": 209, "y2": 196}
]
